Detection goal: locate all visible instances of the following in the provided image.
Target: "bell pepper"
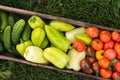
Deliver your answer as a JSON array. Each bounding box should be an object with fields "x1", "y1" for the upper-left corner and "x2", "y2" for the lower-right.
[
  {"x1": 49, "y1": 20, "x2": 75, "y2": 32},
  {"x1": 45, "y1": 25, "x2": 71, "y2": 52},
  {"x1": 16, "y1": 40, "x2": 33, "y2": 57},
  {"x1": 28, "y1": 15, "x2": 45, "y2": 29},
  {"x1": 31, "y1": 28, "x2": 45, "y2": 47},
  {"x1": 24, "y1": 46, "x2": 49, "y2": 64},
  {"x1": 65, "y1": 27, "x2": 86, "y2": 42},
  {"x1": 43, "y1": 47, "x2": 69, "y2": 69},
  {"x1": 75, "y1": 33, "x2": 92, "y2": 46},
  {"x1": 95, "y1": 50, "x2": 104, "y2": 60},
  {"x1": 66, "y1": 48, "x2": 86, "y2": 71}
]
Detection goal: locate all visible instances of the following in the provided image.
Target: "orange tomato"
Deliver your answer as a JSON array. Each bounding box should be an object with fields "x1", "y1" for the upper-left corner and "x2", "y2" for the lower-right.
[
  {"x1": 112, "y1": 31, "x2": 120, "y2": 41},
  {"x1": 98, "y1": 57, "x2": 110, "y2": 69},
  {"x1": 114, "y1": 42, "x2": 120, "y2": 59},
  {"x1": 86, "y1": 26, "x2": 99, "y2": 38},
  {"x1": 100, "y1": 68, "x2": 112, "y2": 79},
  {"x1": 100, "y1": 30, "x2": 111, "y2": 42},
  {"x1": 92, "y1": 39, "x2": 103, "y2": 50}
]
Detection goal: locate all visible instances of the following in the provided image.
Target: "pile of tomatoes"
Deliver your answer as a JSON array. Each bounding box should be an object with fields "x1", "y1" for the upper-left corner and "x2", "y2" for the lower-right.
[{"x1": 83, "y1": 26, "x2": 120, "y2": 79}]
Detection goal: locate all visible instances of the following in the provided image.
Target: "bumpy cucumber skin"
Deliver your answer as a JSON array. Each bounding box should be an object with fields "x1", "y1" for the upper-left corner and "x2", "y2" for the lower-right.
[
  {"x1": 3, "y1": 26, "x2": 12, "y2": 50},
  {"x1": 0, "y1": 11, "x2": 8, "y2": 32},
  {"x1": 12, "y1": 19, "x2": 25, "y2": 45},
  {"x1": 8, "y1": 13, "x2": 15, "y2": 26},
  {"x1": 22, "y1": 24, "x2": 32, "y2": 41}
]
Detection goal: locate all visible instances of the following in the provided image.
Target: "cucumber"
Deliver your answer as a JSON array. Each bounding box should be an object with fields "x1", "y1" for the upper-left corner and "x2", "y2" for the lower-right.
[
  {"x1": 0, "y1": 32, "x2": 4, "y2": 42},
  {"x1": 3, "y1": 26, "x2": 12, "y2": 49},
  {"x1": 8, "y1": 13, "x2": 15, "y2": 27},
  {"x1": 0, "y1": 40, "x2": 4, "y2": 52},
  {"x1": 0, "y1": 11, "x2": 8, "y2": 32},
  {"x1": 22, "y1": 24, "x2": 32, "y2": 41},
  {"x1": 11, "y1": 19, "x2": 25, "y2": 45}
]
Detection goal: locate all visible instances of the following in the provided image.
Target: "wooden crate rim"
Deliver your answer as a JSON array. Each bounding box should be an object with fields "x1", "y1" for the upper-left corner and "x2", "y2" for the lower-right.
[{"x1": 0, "y1": 5, "x2": 114, "y2": 80}]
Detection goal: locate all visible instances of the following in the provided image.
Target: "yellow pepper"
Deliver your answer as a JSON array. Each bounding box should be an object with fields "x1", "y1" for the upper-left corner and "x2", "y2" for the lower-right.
[{"x1": 96, "y1": 50, "x2": 104, "y2": 60}]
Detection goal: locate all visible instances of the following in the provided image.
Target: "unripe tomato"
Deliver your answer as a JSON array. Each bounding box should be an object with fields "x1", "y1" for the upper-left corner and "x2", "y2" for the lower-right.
[
  {"x1": 104, "y1": 49, "x2": 116, "y2": 60},
  {"x1": 92, "y1": 39, "x2": 103, "y2": 51},
  {"x1": 100, "y1": 30, "x2": 111, "y2": 42},
  {"x1": 114, "y1": 61, "x2": 120, "y2": 73},
  {"x1": 112, "y1": 31, "x2": 120, "y2": 41},
  {"x1": 100, "y1": 68, "x2": 112, "y2": 79},
  {"x1": 98, "y1": 57, "x2": 110, "y2": 69},
  {"x1": 86, "y1": 26, "x2": 99, "y2": 38},
  {"x1": 104, "y1": 40, "x2": 114, "y2": 50}
]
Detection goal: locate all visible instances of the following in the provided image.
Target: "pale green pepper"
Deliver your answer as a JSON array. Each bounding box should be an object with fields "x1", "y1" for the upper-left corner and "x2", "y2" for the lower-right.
[
  {"x1": 16, "y1": 40, "x2": 33, "y2": 57},
  {"x1": 49, "y1": 20, "x2": 75, "y2": 32},
  {"x1": 43, "y1": 47, "x2": 69, "y2": 68},
  {"x1": 28, "y1": 15, "x2": 45, "y2": 29},
  {"x1": 31, "y1": 28, "x2": 45, "y2": 47}
]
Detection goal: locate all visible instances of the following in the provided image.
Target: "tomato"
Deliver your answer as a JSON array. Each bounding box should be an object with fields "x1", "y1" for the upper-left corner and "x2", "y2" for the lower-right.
[
  {"x1": 104, "y1": 49, "x2": 116, "y2": 60},
  {"x1": 100, "y1": 68, "x2": 112, "y2": 79},
  {"x1": 86, "y1": 46, "x2": 95, "y2": 57},
  {"x1": 72, "y1": 40, "x2": 85, "y2": 52},
  {"x1": 98, "y1": 57, "x2": 110, "y2": 69},
  {"x1": 104, "y1": 40, "x2": 114, "y2": 50},
  {"x1": 92, "y1": 62, "x2": 100, "y2": 76},
  {"x1": 112, "y1": 31, "x2": 120, "y2": 41},
  {"x1": 86, "y1": 26, "x2": 99, "y2": 38},
  {"x1": 112, "y1": 71, "x2": 120, "y2": 80},
  {"x1": 114, "y1": 43, "x2": 120, "y2": 59},
  {"x1": 95, "y1": 50, "x2": 104, "y2": 60},
  {"x1": 116, "y1": 36, "x2": 120, "y2": 43},
  {"x1": 114, "y1": 61, "x2": 120, "y2": 73},
  {"x1": 92, "y1": 39, "x2": 103, "y2": 50},
  {"x1": 100, "y1": 30, "x2": 111, "y2": 42}
]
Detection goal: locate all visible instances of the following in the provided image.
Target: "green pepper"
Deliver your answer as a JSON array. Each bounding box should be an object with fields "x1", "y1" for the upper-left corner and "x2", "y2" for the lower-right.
[
  {"x1": 16, "y1": 40, "x2": 33, "y2": 57},
  {"x1": 43, "y1": 47, "x2": 69, "y2": 68},
  {"x1": 75, "y1": 33, "x2": 92, "y2": 46},
  {"x1": 0, "y1": 11, "x2": 8, "y2": 32},
  {"x1": 28, "y1": 15, "x2": 45, "y2": 29},
  {"x1": 45, "y1": 25, "x2": 71, "y2": 52},
  {"x1": 31, "y1": 28, "x2": 45, "y2": 47},
  {"x1": 49, "y1": 20, "x2": 75, "y2": 32}
]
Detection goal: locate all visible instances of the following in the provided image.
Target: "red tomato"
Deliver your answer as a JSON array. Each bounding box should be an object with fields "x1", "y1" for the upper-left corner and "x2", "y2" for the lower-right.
[
  {"x1": 116, "y1": 35, "x2": 120, "y2": 43},
  {"x1": 86, "y1": 26, "x2": 99, "y2": 38},
  {"x1": 100, "y1": 68, "x2": 112, "y2": 79},
  {"x1": 72, "y1": 40, "x2": 85, "y2": 52},
  {"x1": 92, "y1": 39, "x2": 103, "y2": 50},
  {"x1": 104, "y1": 40, "x2": 114, "y2": 50},
  {"x1": 104, "y1": 49, "x2": 116, "y2": 60},
  {"x1": 98, "y1": 57, "x2": 110, "y2": 69},
  {"x1": 114, "y1": 61, "x2": 120, "y2": 73},
  {"x1": 112, "y1": 31, "x2": 120, "y2": 41},
  {"x1": 114, "y1": 43, "x2": 120, "y2": 59},
  {"x1": 100, "y1": 30, "x2": 111, "y2": 42}
]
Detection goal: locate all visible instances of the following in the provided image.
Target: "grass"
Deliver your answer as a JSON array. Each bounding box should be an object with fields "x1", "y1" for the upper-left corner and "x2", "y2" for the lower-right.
[{"x1": 0, "y1": 0, "x2": 120, "y2": 80}]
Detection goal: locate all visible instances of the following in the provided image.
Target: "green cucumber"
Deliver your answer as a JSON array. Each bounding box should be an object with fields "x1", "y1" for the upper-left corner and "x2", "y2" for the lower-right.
[
  {"x1": 3, "y1": 26, "x2": 12, "y2": 49},
  {"x1": 22, "y1": 24, "x2": 32, "y2": 41},
  {"x1": 8, "y1": 13, "x2": 15, "y2": 27},
  {"x1": 0, "y1": 40, "x2": 4, "y2": 52},
  {"x1": 11, "y1": 19, "x2": 25, "y2": 45},
  {"x1": 0, "y1": 11, "x2": 8, "y2": 32}
]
